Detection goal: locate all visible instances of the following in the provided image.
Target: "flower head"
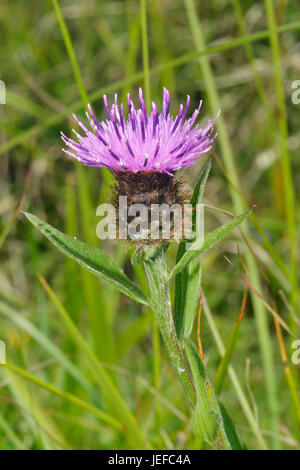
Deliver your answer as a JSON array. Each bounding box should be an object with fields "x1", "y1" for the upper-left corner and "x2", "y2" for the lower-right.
[{"x1": 61, "y1": 88, "x2": 219, "y2": 175}]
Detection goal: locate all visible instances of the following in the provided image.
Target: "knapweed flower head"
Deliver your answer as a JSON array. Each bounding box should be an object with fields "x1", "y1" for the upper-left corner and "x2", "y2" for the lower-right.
[
  {"x1": 62, "y1": 89, "x2": 219, "y2": 244},
  {"x1": 61, "y1": 88, "x2": 219, "y2": 175}
]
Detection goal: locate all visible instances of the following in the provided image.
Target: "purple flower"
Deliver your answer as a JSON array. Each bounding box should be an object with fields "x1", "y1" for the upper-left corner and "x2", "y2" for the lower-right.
[{"x1": 61, "y1": 88, "x2": 219, "y2": 175}]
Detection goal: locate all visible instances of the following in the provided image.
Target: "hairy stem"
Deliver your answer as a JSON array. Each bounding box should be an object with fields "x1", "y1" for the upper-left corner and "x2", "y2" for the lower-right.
[
  {"x1": 142, "y1": 244, "x2": 196, "y2": 405},
  {"x1": 142, "y1": 244, "x2": 233, "y2": 450}
]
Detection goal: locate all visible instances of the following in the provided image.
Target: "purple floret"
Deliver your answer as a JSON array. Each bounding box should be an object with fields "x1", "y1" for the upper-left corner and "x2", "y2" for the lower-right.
[{"x1": 61, "y1": 88, "x2": 219, "y2": 175}]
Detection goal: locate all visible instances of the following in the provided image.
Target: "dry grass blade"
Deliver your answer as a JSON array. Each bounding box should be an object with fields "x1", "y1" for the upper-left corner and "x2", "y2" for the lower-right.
[
  {"x1": 224, "y1": 256, "x2": 297, "y2": 339},
  {"x1": 214, "y1": 284, "x2": 248, "y2": 395}
]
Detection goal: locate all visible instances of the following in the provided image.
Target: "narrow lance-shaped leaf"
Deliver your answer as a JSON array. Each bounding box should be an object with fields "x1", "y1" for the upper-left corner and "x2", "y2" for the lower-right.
[
  {"x1": 184, "y1": 339, "x2": 245, "y2": 450},
  {"x1": 219, "y1": 402, "x2": 247, "y2": 450},
  {"x1": 171, "y1": 208, "x2": 252, "y2": 279},
  {"x1": 183, "y1": 261, "x2": 202, "y2": 338},
  {"x1": 183, "y1": 338, "x2": 222, "y2": 447},
  {"x1": 174, "y1": 159, "x2": 211, "y2": 338},
  {"x1": 182, "y1": 159, "x2": 211, "y2": 337},
  {"x1": 23, "y1": 212, "x2": 149, "y2": 306}
]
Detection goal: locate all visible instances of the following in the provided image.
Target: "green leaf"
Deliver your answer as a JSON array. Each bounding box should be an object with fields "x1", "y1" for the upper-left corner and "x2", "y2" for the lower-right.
[
  {"x1": 182, "y1": 260, "x2": 202, "y2": 338},
  {"x1": 171, "y1": 208, "x2": 252, "y2": 279},
  {"x1": 193, "y1": 402, "x2": 220, "y2": 445},
  {"x1": 219, "y1": 402, "x2": 247, "y2": 450},
  {"x1": 183, "y1": 338, "x2": 221, "y2": 447},
  {"x1": 174, "y1": 159, "x2": 211, "y2": 338},
  {"x1": 23, "y1": 212, "x2": 149, "y2": 306},
  {"x1": 173, "y1": 242, "x2": 188, "y2": 338},
  {"x1": 184, "y1": 339, "x2": 244, "y2": 449}
]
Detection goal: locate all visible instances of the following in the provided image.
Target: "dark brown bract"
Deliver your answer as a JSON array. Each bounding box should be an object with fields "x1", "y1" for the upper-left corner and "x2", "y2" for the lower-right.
[
  {"x1": 111, "y1": 171, "x2": 189, "y2": 207},
  {"x1": 111, "y1": 171, "x2": 191, "y2": 244}
]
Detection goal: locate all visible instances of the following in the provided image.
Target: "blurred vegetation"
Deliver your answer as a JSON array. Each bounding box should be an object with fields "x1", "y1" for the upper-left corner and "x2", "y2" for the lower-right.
[{"x1": 0, "y1": 0, "x2": 300, "y2": 450}]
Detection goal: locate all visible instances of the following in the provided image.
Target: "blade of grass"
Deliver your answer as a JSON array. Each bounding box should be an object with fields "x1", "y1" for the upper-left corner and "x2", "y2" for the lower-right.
[
  {"x1": 264, "y1": 0, "x2": 297, "y2": 293},
  {"x1": 149, "y1": 0, "x2": 175, "y2": 91},
  {"x1": 224, "y1": 256, "x2": 297, "y2": 339},
  {"x1": 260, "y1": 6, "x2": 300, "y2": 436},
  {"x1": 122, "y1": 0, "x2": 140, "y2": 102},
  {"x1": 232, "y1": 0, "x2": 275, "y2": 130},
  {"x1": 2, "y1": 366, "x2": 69, "y2": 449},
  {"x1": 0, "y1": 299, "x2": 91, "y2": 391},
  {"x1": 140, "y1": 0, "x2": 151, "y2": 109},
  {"x1": 37, "y1": 274, "x2": 149, "y2": 449},
  {"x1": 52, "y1": 0, "x2": 118, "y2": 359},
  {"x1": 52, "y1": 0, "x2": 88, "y2": 106},
  {"x1": 3, "y1": 362, "x2": 123, "y2": 432},
  {"x1": 232, "y1": 0, "x2": 287, "y2": 224},
  {"x1": 52, "y1": 0, "x2": 108, "y2": 357},
  {"x1": 184, "y1": 0, "x2": 280, "y2": 447},
  {"x1": 214, "y1": 286, "x2": 247, "y2": 394},
  {"x1": 211, "y1": 149, "x2": 294, "y2": 288},
  {"x1": 0, "y1": 414, "x2": 25, "y2": 450}
]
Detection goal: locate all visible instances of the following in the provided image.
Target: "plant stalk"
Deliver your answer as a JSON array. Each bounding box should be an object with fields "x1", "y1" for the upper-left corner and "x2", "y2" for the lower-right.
[
  {"x1": 142, "y1": 244, "x2": 196, "y2": 406},
  {"x1": 142, "y1": 244, "x2": 232, "y2": 450}
]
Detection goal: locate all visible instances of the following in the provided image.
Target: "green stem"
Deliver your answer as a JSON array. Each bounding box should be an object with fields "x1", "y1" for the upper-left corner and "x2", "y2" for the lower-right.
[
  {"x1": 142, "y1": 245, "x2": 233, "y2": 449},
  {"x1": 142, "y1": 244, "x2": 196, "y2": 406}
]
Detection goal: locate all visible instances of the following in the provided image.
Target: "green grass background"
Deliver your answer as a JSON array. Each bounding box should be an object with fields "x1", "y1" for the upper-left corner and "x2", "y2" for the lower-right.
[{"x1": 0, "y1": 0, "x2": 300, "y2": 450}]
